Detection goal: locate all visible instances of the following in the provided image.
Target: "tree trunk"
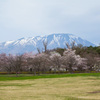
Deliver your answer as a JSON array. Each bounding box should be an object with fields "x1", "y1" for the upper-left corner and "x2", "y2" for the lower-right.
[
  {"x1": 16, "y1": 72, "x2": 18, "y2": 77},
  {"x1": 68, "y1": 65, "x2": 73, "y2": 73}
]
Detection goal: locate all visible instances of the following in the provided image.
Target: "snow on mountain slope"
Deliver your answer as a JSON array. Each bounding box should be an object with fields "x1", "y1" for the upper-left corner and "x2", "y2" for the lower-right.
[{"x1": 0, "y1": 33, "x2": 96, "y2": 54}]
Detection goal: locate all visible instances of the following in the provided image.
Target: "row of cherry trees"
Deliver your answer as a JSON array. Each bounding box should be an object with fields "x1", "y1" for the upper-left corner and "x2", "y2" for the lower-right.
[
  {"x1": 1, "y1": 41, "x2": 99, "y2": 75},
  {"x1": 0, "y1": 48, "x2": 87, "y2": 76}
]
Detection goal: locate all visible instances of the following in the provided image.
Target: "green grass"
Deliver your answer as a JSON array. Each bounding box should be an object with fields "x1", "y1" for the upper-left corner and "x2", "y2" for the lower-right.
[{"x1": 0, "y1": 73, "x2": 100, "y2": 81}]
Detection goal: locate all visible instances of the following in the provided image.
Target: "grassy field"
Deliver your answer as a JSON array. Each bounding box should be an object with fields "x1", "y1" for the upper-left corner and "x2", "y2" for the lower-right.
[{"x1": 0, "y1": 73, "x2": 100, "y2": 100}]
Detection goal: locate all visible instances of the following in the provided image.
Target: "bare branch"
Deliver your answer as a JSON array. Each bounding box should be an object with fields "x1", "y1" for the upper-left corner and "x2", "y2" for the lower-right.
[
  {"x1": 65, "y1": 42, "x2": 71, "y2": 49},
  {"x1": 43, "y1": 40, "x2": 48, "y2": 53}
]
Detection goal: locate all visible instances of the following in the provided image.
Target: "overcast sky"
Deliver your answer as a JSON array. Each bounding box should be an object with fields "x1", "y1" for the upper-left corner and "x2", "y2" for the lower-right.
[{"x1": 0, "y1": 0, "x2": 100, "y2": 45}]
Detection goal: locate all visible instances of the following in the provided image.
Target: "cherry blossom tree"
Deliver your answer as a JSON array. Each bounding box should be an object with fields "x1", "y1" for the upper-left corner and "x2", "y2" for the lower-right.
[
  {"x1": 62, "y1": 49, "x2": 87, "y2": 73},
  {"x1": 25, "y1": 53, "x2": 50, "y2": 75},
  {"x1": 0, "y1": 53, "x2": 9, "y2": 72},
  {"x1": 50, "y1": 51, "x2": 63, "y2": 73},
  {"x1": 10, "y1": 54, "x2": 25, "y2": 76}
]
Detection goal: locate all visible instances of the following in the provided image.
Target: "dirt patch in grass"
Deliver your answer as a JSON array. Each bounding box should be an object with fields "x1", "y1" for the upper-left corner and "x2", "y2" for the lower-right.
[{"x1": 88, "y1": 91, "x2": 100, "y2": 94}]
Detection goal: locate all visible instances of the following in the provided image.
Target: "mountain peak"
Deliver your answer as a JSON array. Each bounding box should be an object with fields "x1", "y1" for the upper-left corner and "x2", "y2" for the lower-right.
[{"x1": 0, "y1": 33, "x2": 96, "y2": 54}]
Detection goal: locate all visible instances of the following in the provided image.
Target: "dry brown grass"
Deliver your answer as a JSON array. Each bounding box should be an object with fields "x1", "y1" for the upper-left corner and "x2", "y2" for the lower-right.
[{"x1": 0, "y1": 76, "x2": 100, "y2": 100}]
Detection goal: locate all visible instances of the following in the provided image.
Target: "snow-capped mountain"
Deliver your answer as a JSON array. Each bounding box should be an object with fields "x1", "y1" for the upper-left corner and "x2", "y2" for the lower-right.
[{"x1": 0, "y1": 33, "x2": 95, "y2": 54}]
